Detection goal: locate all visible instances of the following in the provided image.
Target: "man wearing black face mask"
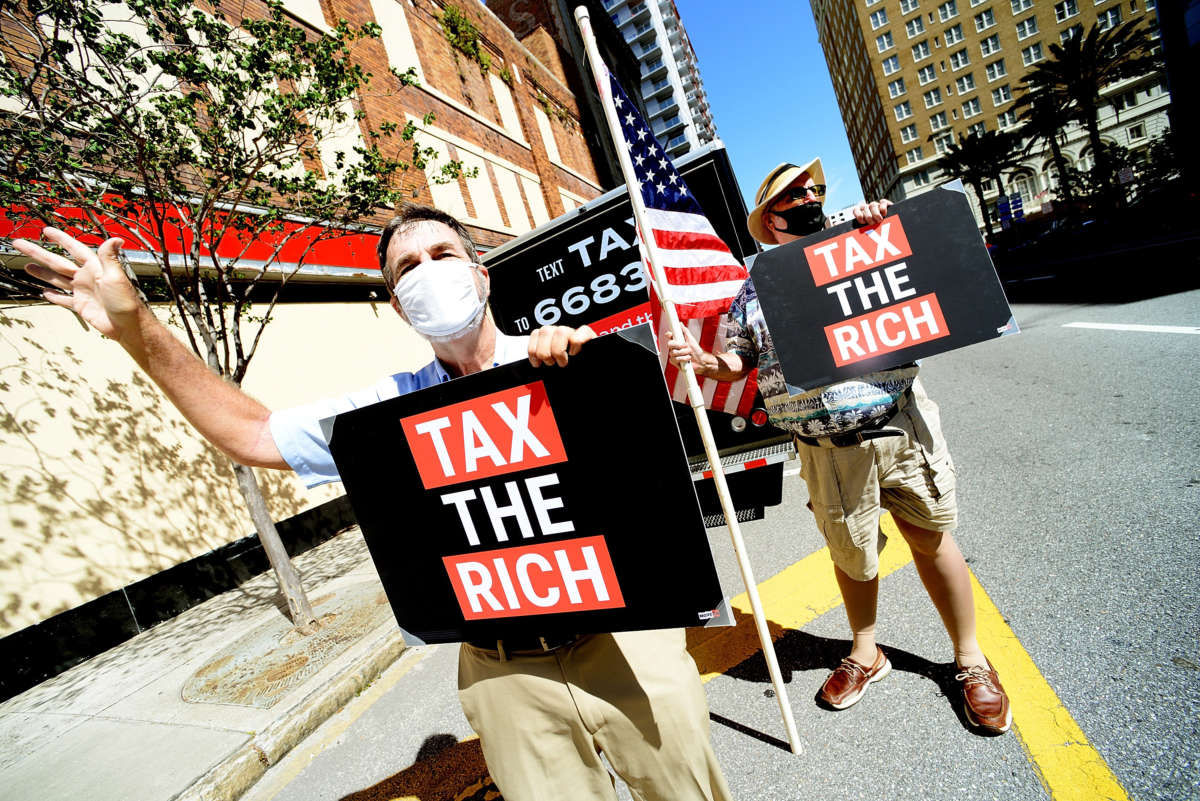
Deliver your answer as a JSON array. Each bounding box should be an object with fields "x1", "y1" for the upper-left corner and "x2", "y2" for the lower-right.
[{"x1": 667, "y1": 159, "x2": 1012, "y2": 736}]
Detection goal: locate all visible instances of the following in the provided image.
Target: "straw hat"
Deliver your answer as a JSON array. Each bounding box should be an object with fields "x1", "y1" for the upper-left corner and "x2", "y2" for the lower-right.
[{"x1": 746, "y1": 157, "x2": 825, "y2": 244}]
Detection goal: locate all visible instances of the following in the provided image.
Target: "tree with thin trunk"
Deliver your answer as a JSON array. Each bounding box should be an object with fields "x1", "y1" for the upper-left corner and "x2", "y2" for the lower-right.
[
  {"x1": 0, "y1": 0, "x2": 463, "y2": 633},
  {"x1": 1019, "y1": 20, "x2": 1162, "y2": 209},
  {"x1": 933, "y1": 128, "x2": 1021, "y2": 237},
  {"x1": 1012, "y1": 85, "x2": 1079, "y2": 220}
]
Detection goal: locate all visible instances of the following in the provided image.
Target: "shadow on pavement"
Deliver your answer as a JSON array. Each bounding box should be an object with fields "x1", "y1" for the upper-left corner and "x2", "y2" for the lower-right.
[
  {"x1": 339, "y1": 734, "x2": 502, "y2": 801},
  {"x1": 720, "y1": 628, "x2": 983, "y2": 736},
  {"x1": 993, "y1": 229, "x2": 1200, "y2": 305}
]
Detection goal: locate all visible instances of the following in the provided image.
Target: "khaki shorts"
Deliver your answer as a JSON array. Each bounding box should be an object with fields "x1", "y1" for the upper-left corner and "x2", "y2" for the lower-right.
[{"x1": 797, "y1": 378, "x2": 957, "y2": 581}]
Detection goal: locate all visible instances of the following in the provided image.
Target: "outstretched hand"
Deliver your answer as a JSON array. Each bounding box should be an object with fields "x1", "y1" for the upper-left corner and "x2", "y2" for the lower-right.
[
  {"x1": 12, "y1": 227, "x2": 141, "y2": 339},
  {"x1": 527, "y1": 324, "x2": 597, "y2": 367}
]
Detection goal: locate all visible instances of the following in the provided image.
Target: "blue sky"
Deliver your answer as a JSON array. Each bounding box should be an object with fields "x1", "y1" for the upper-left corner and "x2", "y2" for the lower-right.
[{"x1": 674, "y1": 0, "x2": 869, "y2": 215}]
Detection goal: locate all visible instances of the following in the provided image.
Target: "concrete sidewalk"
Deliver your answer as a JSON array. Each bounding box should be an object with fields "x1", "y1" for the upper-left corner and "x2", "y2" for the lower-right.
[{"x1": 0, "y1": 526, "x2": 406, "y2": 801}]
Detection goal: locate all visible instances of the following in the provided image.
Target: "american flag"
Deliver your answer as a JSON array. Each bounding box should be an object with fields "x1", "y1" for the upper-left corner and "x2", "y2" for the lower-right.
[{"x1": 607, "y1": 68, "x2": 759, "y2": 416}]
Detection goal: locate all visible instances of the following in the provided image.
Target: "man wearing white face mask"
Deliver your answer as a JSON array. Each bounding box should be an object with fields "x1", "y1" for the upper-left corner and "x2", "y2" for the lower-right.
[{"x1": 14, "y1": 204, "x2": 733, "y2": 801}]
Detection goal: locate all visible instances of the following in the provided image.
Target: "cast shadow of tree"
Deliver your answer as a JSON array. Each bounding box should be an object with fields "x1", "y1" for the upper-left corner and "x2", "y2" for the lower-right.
[{"x1": 0, "y1": 313, "x2": 307, "y2": 631}]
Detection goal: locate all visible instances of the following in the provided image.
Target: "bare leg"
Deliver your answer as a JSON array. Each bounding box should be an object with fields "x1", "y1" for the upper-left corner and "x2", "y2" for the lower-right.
[
  {"x1": 834, "y1": 564, "x2": 881, "y2": 665},
  {"x1": 893, "y1": 517, "x2": 986, "y2": 668}
]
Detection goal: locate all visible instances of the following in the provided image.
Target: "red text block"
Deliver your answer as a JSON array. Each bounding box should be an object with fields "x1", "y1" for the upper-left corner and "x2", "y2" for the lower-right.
[
  {"x1": 401, "y1": 382, "x2": 566, "y2": 489},
  {"x1": 443, "y1": 535, "x2": 625, "y2": 620},
  {"x1": 804, "y1": 218, "x2": 913, "y2": 287},
  {"x1": 824, "y1": 293, "x2": 949, "y2": 367}
]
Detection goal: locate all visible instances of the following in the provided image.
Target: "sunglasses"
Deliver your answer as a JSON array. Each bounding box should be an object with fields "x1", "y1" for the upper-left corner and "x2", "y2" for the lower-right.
[{"x1": 785, "y1": 184, "x2": 826, "y2": 201}]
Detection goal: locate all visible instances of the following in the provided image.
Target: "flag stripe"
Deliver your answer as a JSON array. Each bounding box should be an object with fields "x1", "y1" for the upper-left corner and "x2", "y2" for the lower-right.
[
  {"x1": 653, "y1": 229, "x2": 733, "y2": 253},
  {"x1": 607, "y1": 65, "x2": 758, "y2": 417}
]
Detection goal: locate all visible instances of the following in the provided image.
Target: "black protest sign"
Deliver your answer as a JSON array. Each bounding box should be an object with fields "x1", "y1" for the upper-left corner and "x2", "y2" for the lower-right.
[
  {"x1": 750, "y1": 183, "x2": 1018, "y2": 390},
  {"x1": 326, "y1": 327, "x2": 729, "y2": 645},
  {"x1": 483, "y1": 143, "x2": 757, "y2": 338}
]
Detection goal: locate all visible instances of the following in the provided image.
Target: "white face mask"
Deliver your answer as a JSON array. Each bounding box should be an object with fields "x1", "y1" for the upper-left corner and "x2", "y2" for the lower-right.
[{"x1": 393, "y1": 258, "x2": 487, "y2": 340}]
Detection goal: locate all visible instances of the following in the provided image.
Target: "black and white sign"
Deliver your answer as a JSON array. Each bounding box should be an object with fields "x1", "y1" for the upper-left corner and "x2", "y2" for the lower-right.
[
  {"x1": 751, "y1": 183, "x2": 1018, "y2": 390},
  {"x1": 326, "y1": 327, "x2": 730, "y2": 645}
]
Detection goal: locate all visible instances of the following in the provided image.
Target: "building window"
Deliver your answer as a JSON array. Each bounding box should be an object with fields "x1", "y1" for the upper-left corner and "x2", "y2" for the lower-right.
[
  {"x1": 933, "y1": 132, "x2": 954, "y2": 152},
  {"x1": 938, "y1": 0, "x2": 960, "y2": 19},
  {"x1": 1054, "y1": 0, "x2": 1079, "y2": 19},
  {"x1": 997, "y1": 109, "x2": 1019, "y2": 127},
  {"x1": 924, "y1": 87, "x2": 944, "y2": 106},
  {"x1": 992, "y1": 84, "x2": 1012, "y2": 104},
  {"x1": 1015, "y1": 16, "x2": 1039, "y2": 37},
  {"x1": 1113, "y1": 88, "x2": 1138, "y2": 110},
  {"x1": 1010, "y1": 0, "x2": 1033, "y2": 12},
  {"x1": 882, "y1": 54, "x2": 902, "y2": 74},
  {"x1": 930, "y1": 111, "x2": 949, "y2": 130},
  {"x1": 895, "y1": 100, "x2": 914, "y2": 120},
  {"x1": 1061, "y1": 23, "x2": 1083, "y2": 41},
  {"x1": 907, "y1": 17, "x2": 926, "y2": 36},
  {"x1": 870, "y1": 8, "x2": 889, "y2": 28},
  {"x1": 975, "y1": 8, "x2": 997, "y2": 28},
  {"x1": 944, "y1": 23, "x2": 965, "y2": 43},
  {"x1": 917, "y1": 64, "x2": 938, "y2": 84},
  {"x1": 1128, "y1": 122, "x2": 1146, "y2": 141},
  {"x1": 956, "y1": 73, "x2": 976, "y2": 93},
  {"x1": 977, "y1": 34, "x2": 1000, "y2": 55},
  {"x1": 907, "y1": 146, "x2": 925, "y2": 163},
  {"x1": 962, "y1": 97, "x2": 983, "y2": 117},
  {"x1": 912, "y1": 40, "x2": 932, "y2": 59},
  {"x1": 888, "y1": 77, "x2": 908, "y2": 97},
  {"x1": 866, "y1": 0, "x2": 883, "y2": 6},
  {"x1": 877, "y1": 31, "x2": 896, "y2": 51},
  {"x1": 949, "y1": 48, "x2": 970, "y2": 69},
  {"x1": 900, "y1": 123, "x2": 920, "y2": 142},
  {"x1": 901, "y1": 0, "x2": 921, "y2": 12},
  {"x1": 1021, "y1": 42, "x2": 1043, "y2": 64},
  {"x1": 967, "y1": 120, "x2": 987, "y2": 136},
  {"x1": 913, "y1": 169, "x2": 933, "y2": 186},
  {"x1": 1097, "y1": 7, "x2": 1121, "y2": 29},
  {"x1": 986, "y1": 58, "x2": 1008, "y2": 80}
]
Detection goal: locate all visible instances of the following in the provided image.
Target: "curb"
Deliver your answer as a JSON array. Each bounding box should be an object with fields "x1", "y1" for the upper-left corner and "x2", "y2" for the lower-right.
[{"x1": 171, "y1": 627, "x2": 408, "y2": 801}]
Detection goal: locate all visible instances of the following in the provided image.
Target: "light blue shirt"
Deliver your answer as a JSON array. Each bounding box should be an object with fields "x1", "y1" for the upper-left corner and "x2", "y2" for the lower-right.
[{"x1": 269, "y1": 331, "x2": 530, "y2": 487}]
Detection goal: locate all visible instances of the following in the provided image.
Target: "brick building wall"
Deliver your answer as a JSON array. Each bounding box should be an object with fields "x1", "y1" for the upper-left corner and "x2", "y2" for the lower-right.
[{"x1": 293, "y1": 0, "x2": 604, "y2": 250}]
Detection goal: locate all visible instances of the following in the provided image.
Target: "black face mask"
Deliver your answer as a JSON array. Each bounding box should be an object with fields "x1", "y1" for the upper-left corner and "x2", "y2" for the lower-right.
[{"x1": 771, "y1": 202, "x2": 825, "y2": 237}]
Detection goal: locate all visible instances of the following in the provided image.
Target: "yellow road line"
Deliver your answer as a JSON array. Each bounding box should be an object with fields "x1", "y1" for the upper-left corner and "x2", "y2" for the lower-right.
[
  {"x1": 971, "y1": 573, "x2": 1130, "y2": 801},
  {"x1": 689, "y1": 514, "x2": 912, "y2": 681},
  {"x1": 691, "y1": 512, "x2": 1128, "y2": 801}
]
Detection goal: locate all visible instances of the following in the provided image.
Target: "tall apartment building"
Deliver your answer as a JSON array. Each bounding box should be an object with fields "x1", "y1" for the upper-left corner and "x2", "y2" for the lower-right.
[
  {"x1": 606, "y1": 0, "x2": 717, "y2": 157},
  {"x1": 811, "y1": 0, "x2": 1169, "y2": 225},
  {"x1": 492, "y1": 0, "x2": 717, "y2": 161}
]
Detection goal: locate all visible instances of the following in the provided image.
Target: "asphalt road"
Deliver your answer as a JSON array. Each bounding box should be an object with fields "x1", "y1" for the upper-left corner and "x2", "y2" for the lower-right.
[{"x1": 242, "y1": 286, "x2": 1199, "y2": 801}]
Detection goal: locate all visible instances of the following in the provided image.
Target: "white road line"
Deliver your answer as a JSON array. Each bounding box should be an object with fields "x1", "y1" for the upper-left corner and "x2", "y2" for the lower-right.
[{"x1": 1063, "y1": 322, "x2": 1200, "y2": 335}]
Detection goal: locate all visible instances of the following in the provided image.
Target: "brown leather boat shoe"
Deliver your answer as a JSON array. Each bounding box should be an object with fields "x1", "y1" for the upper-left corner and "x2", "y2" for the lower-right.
[{"x1": 818, "y1": 646, "x2": 892, "y2": 710}]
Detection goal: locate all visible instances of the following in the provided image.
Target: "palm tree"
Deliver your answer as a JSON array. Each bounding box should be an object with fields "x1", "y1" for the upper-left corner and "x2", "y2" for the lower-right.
[
  {"x1": 1020, "y1": 20, "x2": 1162, "y2": 207},
  {"x1": 932, "y1": 128, "x2": 1021, "y2": 238},
  {"x1": 1012, "y1": 85, "x2": 1079, "y2": 218}
]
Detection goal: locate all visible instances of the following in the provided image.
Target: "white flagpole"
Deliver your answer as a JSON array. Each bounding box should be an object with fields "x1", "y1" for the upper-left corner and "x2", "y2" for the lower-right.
[{"x1": 574, "y1": 6, "x2": 802, "y2": 755}]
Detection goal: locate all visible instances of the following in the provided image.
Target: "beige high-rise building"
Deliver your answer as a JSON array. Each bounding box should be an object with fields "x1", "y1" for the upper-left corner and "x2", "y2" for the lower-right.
[{"x1": 811, "y1": 0, "x2": 1168, "y2": 225}]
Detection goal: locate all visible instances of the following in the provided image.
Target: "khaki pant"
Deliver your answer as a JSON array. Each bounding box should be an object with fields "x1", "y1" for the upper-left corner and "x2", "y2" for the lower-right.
[
  {"x1": 799, "y1": 378, "x2": 958, "y2": 581},
  {"x1": 458, "y1": 628, "x2": 732, "y2": 801}
]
